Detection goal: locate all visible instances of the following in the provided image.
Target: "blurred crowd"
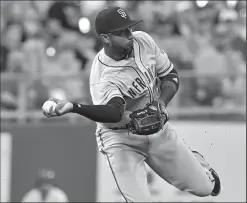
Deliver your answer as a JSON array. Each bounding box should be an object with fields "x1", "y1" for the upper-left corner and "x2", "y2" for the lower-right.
[{"x1": 0, "y1": 1, "x2": 246, "y2": 112}]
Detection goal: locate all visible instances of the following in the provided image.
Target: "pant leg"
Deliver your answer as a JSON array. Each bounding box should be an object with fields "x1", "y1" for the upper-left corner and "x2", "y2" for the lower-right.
[
  {"x1": 102, "y1": 145, "x2": 152, "y2": 202},
  {"x1": 146, "y1": 122, "x2": 215, "y2": 197}
]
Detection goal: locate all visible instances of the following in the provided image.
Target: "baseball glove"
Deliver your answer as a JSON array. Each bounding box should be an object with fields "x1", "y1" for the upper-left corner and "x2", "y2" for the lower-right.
[{"x1": 128, "y1": 101, "x2": 169, "y2": 135}]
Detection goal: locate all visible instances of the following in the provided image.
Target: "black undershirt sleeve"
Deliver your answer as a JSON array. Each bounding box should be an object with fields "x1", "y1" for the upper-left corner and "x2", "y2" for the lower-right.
[
  {"x1": 159, "y1": 67, "x2": 179, "y2": 106},
  {"x1": 72, "y1": 97, "x2": 125, "y2": 123}
]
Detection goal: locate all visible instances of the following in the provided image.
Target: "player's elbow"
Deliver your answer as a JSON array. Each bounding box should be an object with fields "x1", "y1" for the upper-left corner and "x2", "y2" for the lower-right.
[
  {"x1": 160, "y1": 67, "x2": 179, "y2": 91},
  {"x1": 106, "y1": 100, "x2": 125, "y2": 123},
  {"x1": 110, "y1": 112, "x2": 123, "y2": 123}
]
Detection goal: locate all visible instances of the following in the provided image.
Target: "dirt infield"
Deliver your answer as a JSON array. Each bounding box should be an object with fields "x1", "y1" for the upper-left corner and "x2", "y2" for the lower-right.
[{"x1": 96, "y1": 121, "x2": 246, "y2": 202}]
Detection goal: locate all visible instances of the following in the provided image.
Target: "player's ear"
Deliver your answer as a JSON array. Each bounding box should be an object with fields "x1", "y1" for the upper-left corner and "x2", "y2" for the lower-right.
[{"x1": 100, "y1": 34, "x2": 110, "y2": 45}]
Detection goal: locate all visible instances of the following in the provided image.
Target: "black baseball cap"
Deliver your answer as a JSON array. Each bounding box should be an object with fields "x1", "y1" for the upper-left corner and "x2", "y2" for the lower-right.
[{"x1": 95, "y1": 6, "x2": 143, "y2": 35}]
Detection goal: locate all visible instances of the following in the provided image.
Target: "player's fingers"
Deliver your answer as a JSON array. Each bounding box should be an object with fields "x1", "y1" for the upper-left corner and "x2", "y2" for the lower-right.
[
  {"x1": 42, "y1": 111, "x2": 51, "y2": 118},
  {"x1": 42, "y1": 107, "x2": 58, "y2": 118},
  {"x1": 54, "y1": 104, "x2": 65, "y2": 116},
  {"x1": 55, "y1": 103, "x2": 70, "y2": 116},
  {"x1": 55, "y1": 108, "x2": 62, "y2": 116},
  {"x1": 48, "y1": 114, "x2": 57, "y2": 118}
]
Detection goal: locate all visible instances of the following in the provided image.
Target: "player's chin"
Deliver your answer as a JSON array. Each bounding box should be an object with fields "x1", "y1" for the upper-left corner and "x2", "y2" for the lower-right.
[
  {"x1": 125, "y1": 43, "x2": 133, "y2": 52},
  {"x1": 127, "y1": 40, "x2": 133, "y2": 48}
]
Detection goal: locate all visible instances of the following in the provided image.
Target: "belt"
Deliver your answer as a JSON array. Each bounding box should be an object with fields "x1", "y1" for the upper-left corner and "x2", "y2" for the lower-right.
[{"x1": 109, "y1": 124, "x2": 129, "y2": 130}]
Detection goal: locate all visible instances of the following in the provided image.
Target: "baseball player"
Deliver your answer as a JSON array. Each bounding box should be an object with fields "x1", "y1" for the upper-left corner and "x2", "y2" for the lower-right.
[{"x1": 43, "y1": 7, "x2": 221, "y2": 202}]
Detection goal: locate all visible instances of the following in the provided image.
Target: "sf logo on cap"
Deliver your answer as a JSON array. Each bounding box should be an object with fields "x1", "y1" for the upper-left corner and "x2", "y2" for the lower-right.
[{"x1": 117, "y1": 8, "x2": 127, "y2": 19}]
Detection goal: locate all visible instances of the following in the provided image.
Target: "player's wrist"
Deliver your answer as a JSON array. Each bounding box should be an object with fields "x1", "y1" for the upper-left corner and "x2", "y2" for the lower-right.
[
  {"x1": 71, "y1": 102, "x2": 83, "y2": 113},
  {"x1": 67, "y1": 102, "x2": 74, "y2": 112}
]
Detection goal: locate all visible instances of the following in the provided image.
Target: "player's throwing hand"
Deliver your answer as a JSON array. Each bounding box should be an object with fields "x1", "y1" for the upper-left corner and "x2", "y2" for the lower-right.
[{"x1": 42, "y1": 98, "x2": 73, "y2": 118}]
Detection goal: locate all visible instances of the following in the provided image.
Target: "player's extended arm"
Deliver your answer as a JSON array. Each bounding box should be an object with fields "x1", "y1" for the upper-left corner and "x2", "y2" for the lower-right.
[
  {"x1": 43, "y1": 97, "x2": 125, "y2": 123},
  {"x1": 159, "y1": 67, "x2": 179, "y2": 107}
]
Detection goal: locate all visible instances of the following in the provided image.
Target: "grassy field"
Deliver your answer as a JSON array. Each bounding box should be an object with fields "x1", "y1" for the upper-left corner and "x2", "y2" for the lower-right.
[{"x1": 96, "y1": 121, "x2": 246, "y2": 202}]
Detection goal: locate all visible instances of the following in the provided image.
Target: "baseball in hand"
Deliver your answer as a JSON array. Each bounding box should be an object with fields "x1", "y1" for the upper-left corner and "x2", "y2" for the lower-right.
[{"x1": 42, "y1": 100, "x2": 57, "y2": 115}]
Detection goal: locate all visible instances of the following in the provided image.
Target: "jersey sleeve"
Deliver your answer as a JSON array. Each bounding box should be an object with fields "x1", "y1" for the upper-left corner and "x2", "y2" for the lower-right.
[
  {"x1": 143, "y1": 32, "x2": 174, "y2": 77},
  {"x1": 155, "y1": 46, "x2": 174, "y2": 77},
  {"x1": 90, "y1": 81, "x2": 124, "y2": 105}
]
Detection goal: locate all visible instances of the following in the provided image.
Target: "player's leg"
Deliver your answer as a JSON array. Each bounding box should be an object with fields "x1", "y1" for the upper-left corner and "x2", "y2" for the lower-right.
[
  {"x1": 190, "y1": 150, "x2": 221, "y2": 196},
  {"x1": 101, "y1": 145, "x2": 152, "y2": 202},
  {"x1": 146, "y1": 122, "x2": 221, "y2": 197}
]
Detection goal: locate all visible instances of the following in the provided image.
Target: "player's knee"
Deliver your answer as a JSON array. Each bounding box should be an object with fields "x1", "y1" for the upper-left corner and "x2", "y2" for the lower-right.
[{"x1": 189, "y1": 181, "x2": 214, "y2": 197}]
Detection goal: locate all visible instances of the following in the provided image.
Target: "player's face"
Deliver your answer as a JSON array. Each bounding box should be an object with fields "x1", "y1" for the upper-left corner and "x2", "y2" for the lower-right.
[{"x1": 108, "y1": 28, "x2": 134, "y2": 55}]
